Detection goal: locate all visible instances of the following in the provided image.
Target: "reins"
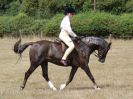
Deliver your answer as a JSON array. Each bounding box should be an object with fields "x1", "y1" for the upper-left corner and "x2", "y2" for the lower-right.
[
  {"x1": 77, "y1": 36, "x2": 100, "y2": 58},
  {"x1": 93, "y1": 51, "x2": 99, "y2": 58}
]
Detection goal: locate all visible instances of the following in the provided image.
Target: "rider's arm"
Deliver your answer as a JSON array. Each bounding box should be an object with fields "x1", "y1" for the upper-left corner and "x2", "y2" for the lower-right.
[
  {"x1": 60, "y1": 16, "x2": 77, "y2": 37},
  {"x1": 66, "y1": 21, "x2": 77, "y2": 37}
]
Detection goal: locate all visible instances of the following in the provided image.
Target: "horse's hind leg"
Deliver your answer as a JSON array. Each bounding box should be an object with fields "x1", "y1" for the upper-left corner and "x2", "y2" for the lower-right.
[
  {"x1": 41, "y1": 62, "x2": 57, "y2": 91},
  {"x1": 20, "y1": 63, "x2": 38, "y2": 90},
  {"x1": 81, "y1": 65, "x2": 100, "y2": 90},
  {"x1": 60, "y1": 66, "x2": 78, "y2": 90}
]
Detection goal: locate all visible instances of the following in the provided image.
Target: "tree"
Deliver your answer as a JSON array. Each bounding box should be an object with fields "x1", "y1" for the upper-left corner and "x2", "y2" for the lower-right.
[
  {"x1": 20, "y1": 0, "x2": 38, "y2": 16},
  {"x1": 19, "y1": 0, "x2": 23, "y2": 3},
  {"x1": 93, "y1": 0, "x2": 96, "y2": 10}
]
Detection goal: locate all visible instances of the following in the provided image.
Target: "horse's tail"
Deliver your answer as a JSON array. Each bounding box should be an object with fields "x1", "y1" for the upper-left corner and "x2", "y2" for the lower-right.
[{"x1": 13, "y1": 38, "x2": 33, "y2": 55}]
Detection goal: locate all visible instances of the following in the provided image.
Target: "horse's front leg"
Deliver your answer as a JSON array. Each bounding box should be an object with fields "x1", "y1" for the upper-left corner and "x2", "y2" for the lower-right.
[
  {"x1": 60, "y1": 66, "x2": 78, "y2": 90},
  {"x1": 81, "y1": 65, "x2": 100, "y2": 90}
]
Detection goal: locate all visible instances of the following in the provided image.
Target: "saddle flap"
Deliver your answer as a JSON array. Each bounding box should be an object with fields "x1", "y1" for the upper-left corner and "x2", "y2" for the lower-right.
[{"x1": 55, "y1": 38, "x2": 67, "y2": 52}]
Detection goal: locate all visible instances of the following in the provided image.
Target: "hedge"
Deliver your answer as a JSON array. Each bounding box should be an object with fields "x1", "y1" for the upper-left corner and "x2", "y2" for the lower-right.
[
  {"x1": 0, "y1": 11, "x2": 133, "y2": 38},
  {"x1": 43, "y1": 14, "x2": 63, "y2": 36},
  {"x1": 43, "y1": 11, "x2": 133, "y2": 37},
  {"x1": 0, "y1": 13, "x2": 47, "y2": 37}
]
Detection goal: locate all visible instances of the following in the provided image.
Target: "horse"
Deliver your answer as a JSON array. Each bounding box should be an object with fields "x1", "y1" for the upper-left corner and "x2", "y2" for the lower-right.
[{"x1": 13, "y1": 35, "x2": 112, "y2": 91}]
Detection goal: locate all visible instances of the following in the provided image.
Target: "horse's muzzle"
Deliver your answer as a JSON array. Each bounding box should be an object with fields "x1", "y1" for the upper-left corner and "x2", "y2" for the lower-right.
[{"x1": 99, "y1": 59, "x2": 105, "y2": 63}]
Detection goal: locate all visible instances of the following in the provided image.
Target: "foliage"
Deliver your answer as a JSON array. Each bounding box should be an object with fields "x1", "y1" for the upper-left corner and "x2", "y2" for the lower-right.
[
  {"x1": 28, "y1": 19, "x2": 48, "y2": 34},
  {"x1": 0, "y1": 7, "x2": 133, "y2": 38},
  {"x1": 43, "y1": 11, "x2": 133, "y2": 37},
  {"x1": 0, "y1": 0, "x2": 133, "y2": 38},
  {"x1": 0, "y1": 12, "x2": 48, "y2": 37},
  {"x1": 0, "y1": 16, "x2": 10, "y2": 37},
  {"x1": 20, "y1": 0, "x2": 39, "y2": 17},
  {"x1": 43, "y1": 14, "x2": 63, "y2": 36},
  {"x1": 5, "y1": 1, "x2": 21, "y2": 15},
  {"x1": 109, "y1": 13, "x2": 133, "y2": 37},
  {"x1": 1, "y1": 0, "x2": 133, "y2": 17},
  {"x1": 125, "y1": 0, "x2": 133, "y2": 13}
]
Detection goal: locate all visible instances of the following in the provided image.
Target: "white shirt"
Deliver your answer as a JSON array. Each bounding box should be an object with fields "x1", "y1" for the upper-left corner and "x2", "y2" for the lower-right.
[{"x1": 60, "y1": 16, "x2": 77, "y2": 37}]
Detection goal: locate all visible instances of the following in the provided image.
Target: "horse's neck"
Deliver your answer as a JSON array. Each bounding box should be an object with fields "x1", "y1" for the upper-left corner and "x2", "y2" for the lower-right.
[
  {"x1": 82, "y1": 37, "x2": 104, "y2": 54},
  {"x1": 73, "y1": 40, "x2": 90, "y2": 54},
  {"x1": 89, "y1": 43, "x2": 100, "y2": 53},
  {"x1": 82, "y1": 37, "x2": 105, "y2": 48}
]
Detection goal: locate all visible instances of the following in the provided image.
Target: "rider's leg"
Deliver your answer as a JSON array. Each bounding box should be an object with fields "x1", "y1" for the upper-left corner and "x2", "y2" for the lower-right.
[
  {"x1": 62, "y1": 41, "x2": 74, "y2": 60},
  {"x1": 59, "y1": 31, "x2": 75, "y2": 65}
]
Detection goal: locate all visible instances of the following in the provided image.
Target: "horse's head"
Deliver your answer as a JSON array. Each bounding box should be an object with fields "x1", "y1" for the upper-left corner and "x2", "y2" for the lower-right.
[
  {"x1": 97, "y1": 42, "x2": 111, "y2": 63},
  {"x1": 81, "y1": 34, "x2": 112, "y2": 63},
  {"x1": 97, "y1": 35, "x2": 112, "y2": 63}
]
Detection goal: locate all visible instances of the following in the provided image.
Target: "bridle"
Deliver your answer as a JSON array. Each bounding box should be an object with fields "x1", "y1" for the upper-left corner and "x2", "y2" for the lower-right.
[
  {"x1": 76, "y1": 36, "x2": 101, "y2": 58},
  {"x1": 94, "y1": 51, "x2": 99, "y2": 58}
]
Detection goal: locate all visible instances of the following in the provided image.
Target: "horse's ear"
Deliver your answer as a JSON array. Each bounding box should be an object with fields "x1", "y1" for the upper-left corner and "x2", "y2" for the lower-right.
[
  {"x1": 108, "y1": 34, "x2": 112, "y2": 43},
  {"x1": 108, "y1": 42, "x2": 112, "y2": 49}
]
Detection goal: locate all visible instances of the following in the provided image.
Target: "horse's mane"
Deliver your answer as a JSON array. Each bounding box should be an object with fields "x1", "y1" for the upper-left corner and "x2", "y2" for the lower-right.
[{"x1": 82, "y1": 37, "x2": 108, "y2": 48}]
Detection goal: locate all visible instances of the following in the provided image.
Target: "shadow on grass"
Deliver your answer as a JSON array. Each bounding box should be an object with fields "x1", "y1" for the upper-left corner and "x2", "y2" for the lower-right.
[{"x1": 69, "y1": 84, "x2": 111, "y2": 90}]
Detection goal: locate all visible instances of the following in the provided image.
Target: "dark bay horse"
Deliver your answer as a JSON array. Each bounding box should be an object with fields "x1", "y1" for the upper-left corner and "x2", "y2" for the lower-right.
[{"x1": 13, "y1": 35, "x2": 112, "y2": 91}]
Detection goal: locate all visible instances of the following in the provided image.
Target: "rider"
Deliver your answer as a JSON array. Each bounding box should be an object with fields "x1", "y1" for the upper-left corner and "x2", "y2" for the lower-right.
[{"x1": 59, "y1": 7, "x2": 78, "y2": 65}]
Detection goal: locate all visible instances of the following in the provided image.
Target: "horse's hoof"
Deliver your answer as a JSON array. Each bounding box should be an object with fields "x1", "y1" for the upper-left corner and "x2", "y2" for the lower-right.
[
  {"x1": 60, "y1": 84, "x2": 66, "y2": 90},
  {"x1": 94, "y1": 86, "x2": 101, "y2": 90},
  {"x1": 20, "y1": 85, "x2": 24, "y2": 90},
  {"x1": 52, "y1": 87, "x2": 57, "y2": 91},
  {"x1": 48, "y1": 81, "x2": 57, "y2": 91},
  {"x1": 95, "y1": 87, "x2": 101, "y2": 90}
]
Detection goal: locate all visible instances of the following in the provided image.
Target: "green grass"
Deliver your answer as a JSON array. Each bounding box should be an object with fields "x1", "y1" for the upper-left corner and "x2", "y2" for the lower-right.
[{"x1": 0, "y1": 37, "x2": 133, "y2": 99}]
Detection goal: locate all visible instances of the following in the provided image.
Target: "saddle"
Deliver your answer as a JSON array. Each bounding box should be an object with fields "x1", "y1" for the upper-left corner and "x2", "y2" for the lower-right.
[
  {"x1": 55, "y1": 38, "x2": 67, "y2": 52},
  {"x1": 54, "y1": 37, "x2": 83, "y2": 53},
  {"x1": 54, "y1": 37, "x2": 88, "y2": 61}
]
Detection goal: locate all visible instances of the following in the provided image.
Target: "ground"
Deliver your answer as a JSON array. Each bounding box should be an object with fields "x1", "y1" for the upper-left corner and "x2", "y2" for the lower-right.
[{"x1": 0, "y1": 37, "x2": 133, "y2": 99}]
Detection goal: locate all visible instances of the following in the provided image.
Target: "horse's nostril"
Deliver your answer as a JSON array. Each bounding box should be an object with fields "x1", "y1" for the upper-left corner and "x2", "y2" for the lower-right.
[{"x1": 99, "y1": 59, "x2": 105, "y2": 63}]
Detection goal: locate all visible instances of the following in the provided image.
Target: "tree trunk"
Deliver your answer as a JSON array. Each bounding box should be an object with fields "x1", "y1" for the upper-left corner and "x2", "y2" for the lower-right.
[{"x1": 93, "y1": 0, "x2": 96, "y2": 10}]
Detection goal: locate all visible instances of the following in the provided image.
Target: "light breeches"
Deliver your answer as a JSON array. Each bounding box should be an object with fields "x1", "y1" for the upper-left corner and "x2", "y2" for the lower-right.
[{"x1": 59, "y1": 31, "x2": 75, "y2": 60}]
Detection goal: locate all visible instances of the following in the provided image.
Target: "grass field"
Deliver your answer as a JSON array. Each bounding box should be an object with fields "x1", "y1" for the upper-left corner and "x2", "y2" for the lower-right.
[{"x1": 0, "y1": 37, "x2": 133, "y2": 99}]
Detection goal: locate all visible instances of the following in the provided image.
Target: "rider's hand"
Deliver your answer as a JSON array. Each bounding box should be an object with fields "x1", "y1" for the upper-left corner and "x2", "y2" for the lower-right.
[
  {"x1": 80, "y1": 36, "x2": 84, "y2": 39},
  {"x1": 75, "y1": 36, "x2": 80, "y2": 40}
]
